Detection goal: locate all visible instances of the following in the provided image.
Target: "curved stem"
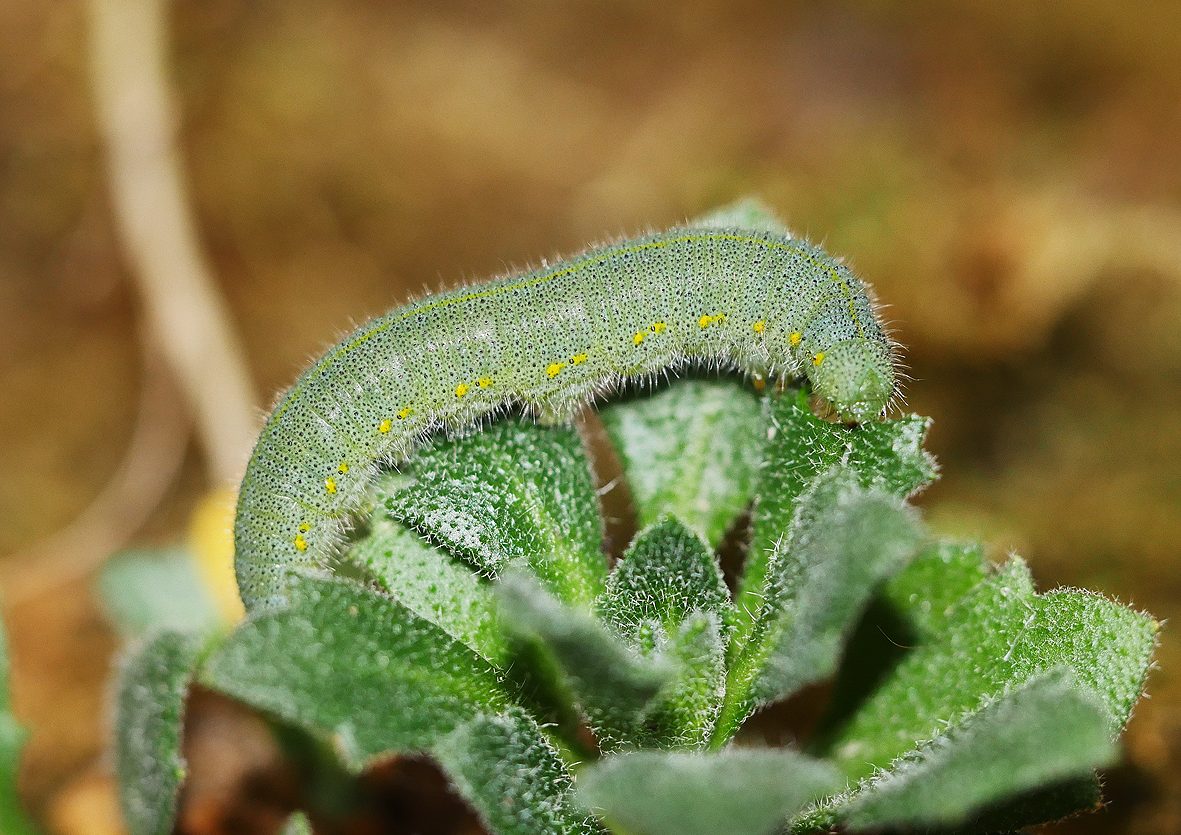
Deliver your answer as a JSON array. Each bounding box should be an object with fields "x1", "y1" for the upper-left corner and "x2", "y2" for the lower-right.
[{"x1": 88, "y1": 0, "x2": 259, "y2": 486}]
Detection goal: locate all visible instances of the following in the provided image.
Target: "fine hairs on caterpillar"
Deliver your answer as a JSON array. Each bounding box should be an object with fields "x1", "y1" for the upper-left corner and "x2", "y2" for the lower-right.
[{"x1": 234, "y1": 200, "x2": 900, "y2": 611}]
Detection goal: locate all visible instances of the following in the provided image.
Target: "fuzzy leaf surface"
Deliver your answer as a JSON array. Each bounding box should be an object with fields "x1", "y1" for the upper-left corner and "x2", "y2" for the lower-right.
[
  {"x1": 598, "y1": 517, "x2": 733, "y2": 649},
  {"x1": 385, "y1": 421, "x2": 605, "y2": 605},
  {"x1": 344, "y1": 516, "x2": 508, "y2": 666},
  {"x1": 717, "y1": 470, "x2": 923, "y2": 742},
  {"x1": 736, "y1": 391, "x2": 936, "y2": 644},
  {"x1": 600, "y1": 380, "x2": 767, "y2": 548},
  {"x1": 597, "y1": 518, "x2": 733, "y2": 747},
  {"x1": 818, "y1": 557, "x2": 1159, "y2": 782},
  {"x1": 880, "y1": 539, "x2": 990, "y2": 639},
  {"x1": 577, "y1": 748, "x2": 841, "y2": 835},
  {"x1": 201, "y1": 575, "x2": 508, "y2": 769},
  {"x1": 640, "y1": 613, "x2": 727, "y2": 749},
  {"x1": 97, "y1": 548, "x2": 221, "y2": 639},
  {"x1": 114, "y1": 630, "x2": 204, "y2": 835},
  {"x1": 811, "y1": 540, "x2": 991, "y2": 750},
  {"x1": 944, "y1": 777, "x2": 1103, "y2": 835},
  {"x1": 435, "y1": 708, "x2": 603, "y2": 835},
  {"x1": 840, "y1": 670, "x2": 1116, "y2": 830},
  {"x1": 498, "y1": 573, "x2": 672, "y2": 750}
]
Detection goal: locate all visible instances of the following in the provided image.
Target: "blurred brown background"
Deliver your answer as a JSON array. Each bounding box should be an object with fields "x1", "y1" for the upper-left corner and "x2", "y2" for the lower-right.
[{"x1": 2, "y1": 0, "x2": 1179, "y2": 832}]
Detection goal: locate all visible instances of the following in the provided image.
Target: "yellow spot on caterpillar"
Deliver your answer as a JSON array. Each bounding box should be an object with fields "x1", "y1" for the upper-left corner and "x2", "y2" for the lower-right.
[
  {"x1": 652, "y1": 321, "x2": 667, "y2": 333},
  {"x1": 325, "y1": 476, "x2": 337, "y2": 494},
  {"x1": 478, "y1": 377, "x2": 492, "y2": 389},
  {"x1": 571, "y1": 353, "x2": 588, "y2": 365},
  {"x1": 753, "y1": 320, "x2": 766, "y2": 334},
  {"x1": 397, "y1": 407, "x2": 413, "y2": 420},
  {"x1": 789, "y1": 331, "x2": 802, "y2": 347},
  {"x1": 812, "y1": 352, "x2": 826, "y2": 367},
  {"x1": 338, "y1": 462, "x2": 349, "y2": 474},
  {"x1": 546, "y1": 362, "x2": 566, "y2": 378},
  {"x1": 698, "y1": 314, "x2": 712, "y2": 328},
  {"x1": 378, "y1": 419, "x2": 392, "y2": 433},
  {"x1": 633, "y1": 331, "x2": 646, "y2": 346},
  {"x1": 294, "y1": 535, "x2": 308, "y2": 552},
  {"x1": 753, "y1": 377, "x2": 766, "y2": 391},
  {"x1": 268, "y1": 232, "x2": 875, "y2": 434},
  {"x1": 298, "y1": 522, "x2": 311, "y2": 533},
  {"x1": 455, "y1": 382, "x2": 470, "y2": 398}
]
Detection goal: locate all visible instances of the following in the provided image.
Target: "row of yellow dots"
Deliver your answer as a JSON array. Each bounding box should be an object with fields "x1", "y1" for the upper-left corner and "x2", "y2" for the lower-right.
[
  {"x1": 295, "y1": 399, "x2": 410, "y2": 546},
  {"x1": 784, "y1": 328, "x2": 823, "y2": 364},
  {"x1": 454, "y1": 376, "x2": 494, "y2": 398},
  {"x1": 547, "y1": 351, "x2": 589, "y2": 379},
  {"x1": 292, "y1": 319, "x2": 823, "y2": 551},
  {"x1": 294, "y1": 400, "x2": 420, "y2": 548},
  {"x1": 632, "y1": 320, "x2": 668, "y2": 346},
  {"x1": 294, "y1": 521, "x2": 311, "y2": 552},
  {"x1": 703, "y1": 314, "x2": 823, "y2": 363},
  {"x1": 323, "y1": 459, "x2": 351, "y2": 495},
  {"x1": 376, "y1": 406, "x2": 416, "y2": 436}
]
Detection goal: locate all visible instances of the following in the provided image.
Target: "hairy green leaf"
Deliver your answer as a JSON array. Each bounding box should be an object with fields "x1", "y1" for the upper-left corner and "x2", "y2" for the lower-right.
[
  {"x1": 596, "y1": 518, "x2": 733, "y2": 747},
  {"x1": 811, "y1": 540, "x2": 990, "y2": 750},
  {"x1": 929, "y1": 776, "x2": 1103, "y2": 835},
  {"x1": 717, "y1": 470, "x2": 923, "y2": 742},
  {"x1": 201, "y1": 575, "x2": 509, "y2": 769},
  {"x1": 881, "y1": 539, "x2": 990, "y2": 639},
  {"x1": 577, "y1": 748, "x2": 841, "y2": 835},
  {"x1": 386, "y1": 420, "x2": 606, "y2": 605},
  {"x1": 840, "y1": 670, "x2": 1116, "y2": 830},
  {"x1": 343, "y1": 516, "x2": 508, "y2": 667},
  {"x1": 97, "y1": 548, "x2": 221, "y2": 639},
  {"x1": 0, "y1": 613, "x2": 33, "y2": 835},
  {"x1": 498, "y1": 573, "x2": 672, "y2": 750},
  {"x1": 736, "y1": 391, "x2": 936, "y2": 643},
  {"x1": 600, "y1": 380, "x2": 767, "y2": 548},
  {"x1": 818, "y1": 557, "x2": 1158, "y2": 782},
  {"x1": 114, "y1": 631, "x2": 204, "y2": 835},
  {"x1": 640, "y1": 613, "x2": 727, "y2": 749},
  {"x1": 598, "y1": 517, "x2": 733, "y2": 649},
  {"x1": 436, "y1": 708, "x2": 602, "y2": 835}
]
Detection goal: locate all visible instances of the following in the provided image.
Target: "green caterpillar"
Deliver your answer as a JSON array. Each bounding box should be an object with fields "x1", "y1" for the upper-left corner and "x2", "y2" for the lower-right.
[{"x1": 234, "y1": 204, "x2": 898, "y2": 611}]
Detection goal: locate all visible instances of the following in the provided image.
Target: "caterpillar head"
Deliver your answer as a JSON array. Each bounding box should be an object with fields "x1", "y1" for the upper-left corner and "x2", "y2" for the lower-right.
[{"x1": 808, "y1": 339, "x2": 895, "y2": 423}]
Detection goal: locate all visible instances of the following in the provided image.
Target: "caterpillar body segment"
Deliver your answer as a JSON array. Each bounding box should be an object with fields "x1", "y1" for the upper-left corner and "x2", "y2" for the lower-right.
[{"x1": 234, "y1": 225, "x2": 898, "y2": 611}]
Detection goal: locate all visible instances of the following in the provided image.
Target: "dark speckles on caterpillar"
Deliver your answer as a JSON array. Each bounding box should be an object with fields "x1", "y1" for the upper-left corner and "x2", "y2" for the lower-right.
[{"x1": 234, "y1": 206, "x2": 900, "y2": 611}]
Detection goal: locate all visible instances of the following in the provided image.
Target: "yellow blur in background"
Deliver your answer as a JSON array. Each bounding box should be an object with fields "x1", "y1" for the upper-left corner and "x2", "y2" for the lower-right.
[
  {"x1": 188, "y1": 490, "x2": 245, "y2": 627},
  {"x1": 1, "y1": 1, "x2": 1179, "y2": 832}
]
